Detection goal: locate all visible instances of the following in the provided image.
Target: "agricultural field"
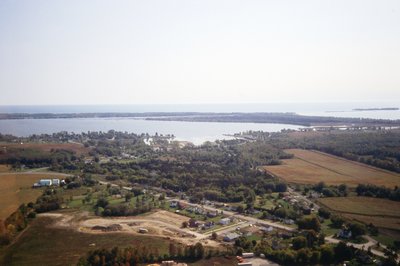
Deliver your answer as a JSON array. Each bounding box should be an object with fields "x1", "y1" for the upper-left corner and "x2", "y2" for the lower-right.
[
  {"x1": 0, "y1": 165, "x2": 10, "y2": 172},
  {"x1": 318, "y1": 197, "x2": 400, "y2": 233},
  {"x1": 0, "y1": 172, "x2": 68, "y2": 220},
  {"x1": 264, "y1": 149, "x2": 400, "y2": 187},
  {"x1": 0, "y1": 142, "x2": 90, "y2": 156}
]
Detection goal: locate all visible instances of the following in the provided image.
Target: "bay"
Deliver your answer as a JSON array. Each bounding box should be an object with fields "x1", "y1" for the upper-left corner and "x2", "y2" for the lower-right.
[{"x1": 0, "y1": 118, "x2": 304, "y2": 145}]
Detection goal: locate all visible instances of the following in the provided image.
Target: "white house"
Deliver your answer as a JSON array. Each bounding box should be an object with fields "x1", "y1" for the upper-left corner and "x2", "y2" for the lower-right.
[
  {"x1": 52, "y1": 179, "x2": 60, "y2": 186},
  {"x1": 219, "y1": 217, "x2": 231, "y2": 225},
  {"x1": 223, "y1": 232, "x2": 240, "y2": 242}
]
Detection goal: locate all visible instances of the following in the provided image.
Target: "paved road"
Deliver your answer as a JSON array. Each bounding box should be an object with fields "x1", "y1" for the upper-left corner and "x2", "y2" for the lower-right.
[
  {"x1": 287, "y1": 186, "x2": 321, "y2": 211},
  {"x1": 176, "y1": 199, "x2": 296, "y2": 232},
  {"x1": 98, "y1": 180, "x2": 397, "y2": 260},
  {"x1": 326, "y1": 235, "x2": 388, "y2": 259}
]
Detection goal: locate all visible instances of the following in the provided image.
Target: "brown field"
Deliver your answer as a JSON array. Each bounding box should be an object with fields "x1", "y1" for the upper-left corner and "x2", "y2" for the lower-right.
[
  {"x1": 0, "y1": 173, "x2": 68, "y2": 220},
  {"x1": 264, "y1": 149, "x2": 400, "y2": 187},
  {"x1": 0, "y1": 142, "x2": 90, "y2": 155},
  {"x1": 0, "y1": 216, "x2": 171, "y2": 266},
  {"x1": 0, "y1": 165, "x2": 10, "y2": 172},
  {"x1": 318, "y1": 197, "x2": 400, "y2": 232},
  {"x1": 0, "y1": 210, "x2": 225, "y2": 265}
]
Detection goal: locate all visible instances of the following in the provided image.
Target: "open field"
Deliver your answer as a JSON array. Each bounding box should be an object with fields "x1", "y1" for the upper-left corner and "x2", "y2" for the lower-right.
[
  {"x1": 318, "y1": 197, "x2": 400, "y2": 232},
  {"x1": 0, "y1": 142, "x2": 90, "y2": 156},
  {"x1": 0, "y1": 216, "x2": 170, "y2": 266},
  {"x1": 77, "y1": 210, "x2": 219, "y2": 247},
  {"x1": 0, "y1": 165, "x2": 11, "y2": 172},
  {"x1": 264, "y1": 149, "x2": 400, "y2": 187},
  {"x1": 0, "y1": 210, "x2": 226, "y2": 265},
  {"x1": 0, "y1": 172, "x2": 68, "y2": 220}
]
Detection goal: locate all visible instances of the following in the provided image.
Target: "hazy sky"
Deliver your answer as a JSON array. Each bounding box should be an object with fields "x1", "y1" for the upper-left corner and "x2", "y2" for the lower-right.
[{"x1": 0, "y1": 0, "x2": 399, "y2": 105}]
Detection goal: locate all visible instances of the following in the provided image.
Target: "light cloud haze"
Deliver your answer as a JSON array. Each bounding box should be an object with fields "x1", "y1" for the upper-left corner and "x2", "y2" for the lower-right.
[{"x1": 0, "y1": 0, "x2": 399, "y2": 105}]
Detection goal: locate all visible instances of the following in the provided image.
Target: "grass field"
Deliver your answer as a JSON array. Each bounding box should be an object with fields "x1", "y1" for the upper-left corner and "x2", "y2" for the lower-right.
[
  {"x1": 318, "y1": 197, "x2": 400, "y2": 233},
  {"x1": 264, "y1": 149, "x2": 400, "y2": 187},
  {"x1": 0, "y1": 173, "x2": 67, "y2": 220},
  {"x1": 0, "y1": 216, "x2": 170, "y2": 266}
]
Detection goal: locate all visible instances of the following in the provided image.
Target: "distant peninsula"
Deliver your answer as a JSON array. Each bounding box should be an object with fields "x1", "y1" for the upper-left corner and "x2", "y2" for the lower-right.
[
  {"x1": 353, "y1": 107, "x2": 399, "y2": 111},
  {"x1": 0, "y1": 112, "x2": 400, "y2": 127}
]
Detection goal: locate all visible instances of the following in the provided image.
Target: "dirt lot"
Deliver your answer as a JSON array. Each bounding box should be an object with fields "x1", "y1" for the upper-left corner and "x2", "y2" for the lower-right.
[
  {"x1": 0, "y1": 172, "x2": 68, "y2": 220},
  {"x1": 47, "y1": 210, "x2": 220, "y2": 247},
  {"x1": 264, "y1": 149, "x2": 400, "y2": 187},
  {"x1": 318, "y1": 197, "x2": 400, "y2": 232}
]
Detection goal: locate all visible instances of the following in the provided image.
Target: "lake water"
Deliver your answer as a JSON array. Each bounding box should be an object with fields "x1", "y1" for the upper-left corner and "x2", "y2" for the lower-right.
[
  {"x1": 0, "y1": 118, "x2": 304, "y2": 145},
  {"x1": 0, "y1": 102, "x2": 399, "y2": 144}
]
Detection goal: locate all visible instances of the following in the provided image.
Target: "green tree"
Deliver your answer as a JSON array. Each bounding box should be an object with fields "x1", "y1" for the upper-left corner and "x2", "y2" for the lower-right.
[
  {"x1": 320, "y1": 245, "x2": 334, "y2": 264},
  {"x1": 297, "y1": 217, "x2": 321, "y2": 232},
  {"x1": 292, "y1": 236, "x2": 307, "y2": 250},
  {"x1": 334, "y1": 241, "x2": 353, "y2": 262},
  {"x1": 348, "y1": 222, "x2": 366, "y2": 238}
]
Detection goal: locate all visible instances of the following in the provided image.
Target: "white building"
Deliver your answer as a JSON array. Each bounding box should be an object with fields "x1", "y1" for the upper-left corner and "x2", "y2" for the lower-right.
[
  {"x1": 219, "y1": 217, "x2": 231, "y2": 225},
  {"x1": 39, "y1": 179, "x2": 52, "y2": 186}
]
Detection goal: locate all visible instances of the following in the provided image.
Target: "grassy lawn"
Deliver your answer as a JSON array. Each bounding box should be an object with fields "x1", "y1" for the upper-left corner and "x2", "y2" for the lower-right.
[
  {"x1": 320, "y1": 218, "x2": 340, "y2": 236},
  {"x1": 254, "y1": 195, "x2": 276, "y2": 210},
  {"x1": 372, "y1": 232, "x2": 398, "y2": 247},
  {"x1": 245, "y1": 233, "x2": 263, "y2": 242}
]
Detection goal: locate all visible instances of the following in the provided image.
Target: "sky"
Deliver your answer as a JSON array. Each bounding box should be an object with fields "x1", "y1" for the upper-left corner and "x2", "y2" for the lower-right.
[{"x1": 0, "y1": 0, "x2": 399, "y2": 105}]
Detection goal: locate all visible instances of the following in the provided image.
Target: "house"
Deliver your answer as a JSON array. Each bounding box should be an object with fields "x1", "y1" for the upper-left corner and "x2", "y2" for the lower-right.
[
  {"x1": 338, "y1": 227, "x2": 352, "y2": 239},
  {"x1": 207, "y1": 211, "x2": 218, "y2": 218},
  {"x1": 223, "y1": 232, "x2": 240, "y2": 242},
  {"x1": 272, "y1": 239, "x2": 282, "y2": 250},
  {"x1": 261, "y1": 226, "x2": 274, "y2": 233},
  {"x1": 201, "y1": 221, "x2": 214, "y2": 230},
  {"x1": 189, "y1": 218, "x2": 200, "y2": 228},
  {"x1": 193, "y1": 207, "x2": 205, "y2": 215},
  {"x1": 219, "y1": 218, "x2": 231, "y2": 225},
  {"x1": 52, "y1": 179, "x2": 60, "y2": 186},
  {"x1": 283, "y1": 219, "x2": 295, "y2": 225}
]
